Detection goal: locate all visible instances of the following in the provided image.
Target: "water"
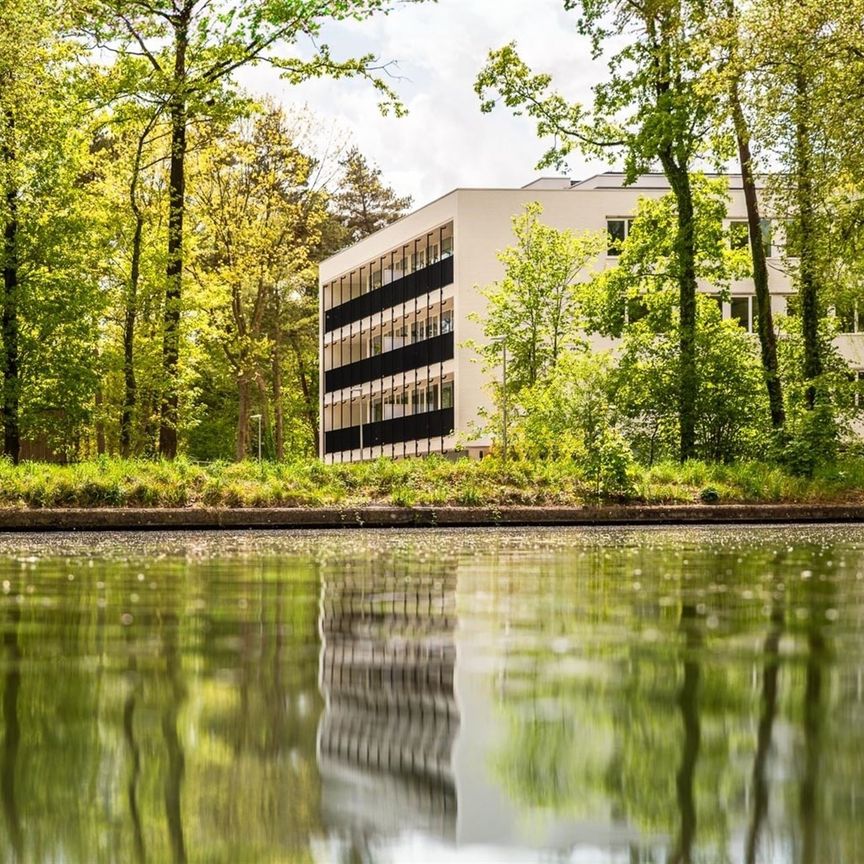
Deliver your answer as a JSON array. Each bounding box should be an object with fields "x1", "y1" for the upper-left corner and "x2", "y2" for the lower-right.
[{"x1": 0, "y1": 526, "x2": 861, "y2": 864}]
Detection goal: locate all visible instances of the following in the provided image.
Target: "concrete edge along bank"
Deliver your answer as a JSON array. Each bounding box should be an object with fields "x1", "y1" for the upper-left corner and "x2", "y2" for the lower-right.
[{"x1": 0, "y1": 503, "x2": 863, "y2": 531}]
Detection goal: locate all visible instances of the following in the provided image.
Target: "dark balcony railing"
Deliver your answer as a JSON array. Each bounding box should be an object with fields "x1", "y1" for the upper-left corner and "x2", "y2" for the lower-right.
[
  {"x1": 325, "y1": 332, "x2": 454, "y2": 393},
  {"x1": 324, "y1": 407, "x2": 455, "y2": 455},
  {"x1": 324, "y1": 256, "x2": 454, "y2": 333}
]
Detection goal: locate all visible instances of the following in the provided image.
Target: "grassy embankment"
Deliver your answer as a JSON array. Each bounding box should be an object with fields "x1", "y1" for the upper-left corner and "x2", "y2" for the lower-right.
[{"x1": 0, "y1": 455, "x2": 863, "y2": 508}]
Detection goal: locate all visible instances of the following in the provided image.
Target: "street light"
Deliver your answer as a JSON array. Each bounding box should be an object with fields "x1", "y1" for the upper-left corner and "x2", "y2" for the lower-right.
[
  {"x1": 250, "y1": 414, "x2": 262, "y2": 462},
  {"x1": 351, "y1": 388, "x2": 364, "y2": 459},
  {"x1": 491, "y1": 336, "x2": 508, "y2": 463}
]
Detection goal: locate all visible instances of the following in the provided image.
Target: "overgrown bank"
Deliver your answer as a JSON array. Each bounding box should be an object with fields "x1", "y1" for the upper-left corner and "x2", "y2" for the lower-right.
[{"x1": 1, "y1": 456, "x2": 864, "y2": 510}]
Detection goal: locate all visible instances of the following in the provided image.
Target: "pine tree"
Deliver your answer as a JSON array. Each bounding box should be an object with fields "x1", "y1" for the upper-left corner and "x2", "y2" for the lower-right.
[{"x1": 333, "y1": 148, "x2": 412, "y2": 244}]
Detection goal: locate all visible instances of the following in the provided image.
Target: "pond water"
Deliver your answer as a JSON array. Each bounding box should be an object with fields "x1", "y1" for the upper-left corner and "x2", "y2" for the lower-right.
[{"x1": 0, "y1": 526, "x2": 861, "y2": 863}]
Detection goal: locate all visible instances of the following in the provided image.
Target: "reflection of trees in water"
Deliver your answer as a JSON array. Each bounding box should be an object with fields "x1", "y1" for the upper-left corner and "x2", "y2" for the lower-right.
[
  {"x1": 122, "y1": 629, "x2": 146, "y2": 864},
  {"x1": 669, "y1": 604, "x2": 701, "y2": 864},
  {"x1": 316, "y1": 559, "x2": 460, "y2": 847},
  {"x1": 160, "y1": 613, "x2": 187, "y2": 864},
  {"x1": 745, "y1": 594, "x2": 783, "y2": 864},
  {"x1": 487, "y1": 540, "x2": 863, "y2": 863},
  {"x1": 0, "y1": 554, "x2": 324, "y2": 862},
  {"x1": 1, "y1": 604, "x2": 22, "y2": 862}
]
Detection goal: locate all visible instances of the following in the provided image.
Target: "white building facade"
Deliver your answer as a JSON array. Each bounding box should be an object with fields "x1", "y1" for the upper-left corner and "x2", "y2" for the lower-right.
[{"x1": 319, "y1": 172, "x2": 864, "y2": 463}]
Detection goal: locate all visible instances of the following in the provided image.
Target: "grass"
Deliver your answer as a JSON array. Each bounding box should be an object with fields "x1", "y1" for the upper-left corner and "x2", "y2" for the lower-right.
[{"x1": 0, "y1": 454, "x2": 862, "y2": 509}]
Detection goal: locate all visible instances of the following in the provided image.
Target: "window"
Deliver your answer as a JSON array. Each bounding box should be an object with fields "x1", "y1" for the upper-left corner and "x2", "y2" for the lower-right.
[
  {"x1": 731, "y1": 296, "x2": 758, "y2": 333},
  {"x1": 442, "y1": 382, "x2": 454, "y2": 409},
  {"x1": 441, "y1": 310, "x2": 453, "y2": 334},
  {"x1": 411, "y1": 389, "x2": 425, "y2": 414},
  {"x1": 730, "y1": 220, "x2": 772, "y2": 257},
  {"x1": 442, "y1": 236, "x2": 454, "y2": 257},
  {"x1": 607, "y1": 219, "x2": 627, "y2": 256},
  {"x1": 372, "y1": 399, "x2": 383, "y2": 422},
  {"x1": 371, "y1": 334, "x2": 382, "y2": 356},
  {"x1": 427, "y1": 384, "x2": 439, "y2": 411},
  {"x1": 836, "y1": 301, "x2": 864, "y2": 334},
  {"x1": 730, "y1": 221, "x2": 749, "y2": 250},
  {"x1": 427, "y1": 315, "x2": 439, "y2": 338},
  {"x1": 845, "y1": 369, "x2": 864, "y2": 408}
]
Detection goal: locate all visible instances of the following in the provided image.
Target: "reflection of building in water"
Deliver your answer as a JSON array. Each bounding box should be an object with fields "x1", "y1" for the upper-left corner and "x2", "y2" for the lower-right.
[{"x1": 316, "y1": 561, "x2": 459, "y2": 842}]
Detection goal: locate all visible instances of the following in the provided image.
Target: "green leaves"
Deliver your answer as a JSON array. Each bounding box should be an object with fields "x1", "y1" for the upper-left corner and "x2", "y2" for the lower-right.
[
  {"x1": 474, "y1": 202, "x2": 603, "y2": 392},
  {"x1": 476, "y1": 43, "x2": 625, "y2": 169}
]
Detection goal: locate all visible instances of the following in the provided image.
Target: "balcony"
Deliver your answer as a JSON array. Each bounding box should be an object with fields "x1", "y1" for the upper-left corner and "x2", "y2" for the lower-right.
[
  {"x1": 325, "y1": 332, "x2": 454, "y2": 393},
  {"x1": 324, "y1": 407, "x2": 455, "y2": 455},
  {"x1": 324, "y1": 256, "x2": 454, "y2": 333}
]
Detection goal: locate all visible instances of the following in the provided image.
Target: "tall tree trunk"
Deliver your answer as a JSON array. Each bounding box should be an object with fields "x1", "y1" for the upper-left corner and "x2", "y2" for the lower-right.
[
  {"x1": 122, "y1": 119, "x2": 155, "y2": 457},
  {"x1": 95, "y1": 385, "x2": 105, "y2": 455},
  {"x1": 159, "y1": 14, "x2": 189, "y2": 459},
  {"x1": 235, "y1": 377, "x2": 251, "y2": 462},
  {"x1": 730, "y1": 77, "x2": 786, "y2": 429},
  {"x1": 272, "y1": 342, "x2": 284, "y2": 461},
  {"x1": 255, "y1": 372, "x2": 271, "y2": 459},
  {"x1": 289, "y1": 333, "x2": 318, "y2": 449},
  {"x1": 794, "y1": 68, "x2": 822, "y2": 410},
  {"x1": 661, "y1": 157, "x2": 699, "y2": 462},
  {"x1": 122, "y1": 208, "x2": 142, "y2": 457},
  {"x1": 2, "y1": 104, "x2": 20, "y2": 465}
]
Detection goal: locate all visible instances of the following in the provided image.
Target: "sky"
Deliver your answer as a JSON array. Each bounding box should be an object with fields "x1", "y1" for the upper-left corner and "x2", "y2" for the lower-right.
[{"x1": 239, "y1": 0, "x2": 617, "y2": 208}]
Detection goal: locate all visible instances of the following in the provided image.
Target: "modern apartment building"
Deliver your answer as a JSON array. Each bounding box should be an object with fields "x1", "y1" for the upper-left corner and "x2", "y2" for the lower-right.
[{"x1": 319, "y1": 172, "x2": 864, "y2": 462}]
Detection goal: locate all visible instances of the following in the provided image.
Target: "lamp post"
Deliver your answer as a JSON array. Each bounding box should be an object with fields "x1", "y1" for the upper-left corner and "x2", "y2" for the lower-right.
[
  {"x1": 250, "y1": 414, "x2": 262, "y2": 462},
  {"x1": 351, "y1": 388, "x2": 364, "y2": 459},
  {"x1": 491, "y1": 336, "x2": 508, "y2": 463}
]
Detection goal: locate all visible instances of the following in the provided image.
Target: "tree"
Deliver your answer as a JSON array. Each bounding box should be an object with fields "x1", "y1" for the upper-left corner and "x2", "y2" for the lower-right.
[
  {"x1": 91, "y1": 0, "x2": 427, "y2": 458},
  {"x1": 510, "y1": 351, "x2": 636, "y2": 498},
  {"x1": 742, "y1": 0, "x2": 840, "y2": 415},
  {"x1": 473, "y1": 202, "x2": 603, "y2": 394},
  {"x1": 192, "y1": 109, "x2": 328, "y2": 461},
  {"x1": 477, "y1": 0, "x2": 725, "y2": 460},
  {"x1": 332, "y1": 147, "x2": 412, "y2": 244},
  {"x1": 0, "y1": 0, "x2": 68, "y2": 462},
  {"x1": 710, "y1": 0, "x2": 786, "y2": 430},
  {"x1": 615, "y1": 295, "x2": 768, "y2": 463},
  {"x1": 1, "y1": 0, "x2": 106, "y2": 461},
  {"x1": 582, "y1": 178, "x2": 766, "y2": 462}
]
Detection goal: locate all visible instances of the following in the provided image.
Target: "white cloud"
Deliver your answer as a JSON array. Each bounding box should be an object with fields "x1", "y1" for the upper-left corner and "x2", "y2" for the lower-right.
[{"x1": 238, "y1": 0, "x2": 616, "y2": 206}]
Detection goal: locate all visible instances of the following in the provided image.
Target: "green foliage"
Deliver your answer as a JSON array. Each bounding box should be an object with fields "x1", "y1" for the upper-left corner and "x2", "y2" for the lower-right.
[
  {"x1": 510, "y1": 352, "x2": 636, "y2": 499},
  {"x1": 0, "y1": 454, "x2": 862, "y2": 508},
  {"x1": 574, "y1": 180, "x2": 770, "y2": 463},
  {"x1": 774, "y1": 315, "x2": 860, "y2": 474},
  {"x1": 614, "y1": 295, "x2": 769, "y2": 463},
  {"x1": 579, "y1": 177, "x2": 750, "y2": 337},
  {"x1": 472, "y1": 202, "x2": 604, "y2": 392}
]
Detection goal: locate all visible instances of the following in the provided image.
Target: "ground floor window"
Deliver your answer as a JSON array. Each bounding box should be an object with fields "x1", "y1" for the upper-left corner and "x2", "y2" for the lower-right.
[{"x1": 731, "y1": 295, "x2": 758, "y2": 333}]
